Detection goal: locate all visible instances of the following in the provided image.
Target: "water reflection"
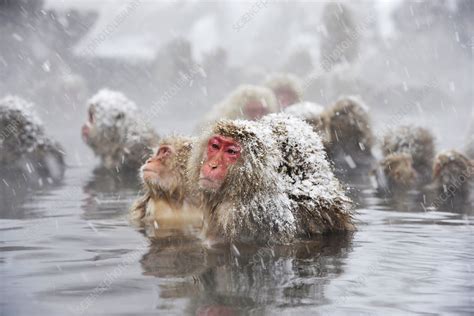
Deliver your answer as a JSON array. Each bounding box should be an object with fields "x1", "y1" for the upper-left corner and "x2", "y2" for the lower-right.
[
  {"x1": 81, "y1": 167, "x2": 140, "y2": 220},
  {"x1": 141, "y1": 232, "x2": 353, "y2": 314}
]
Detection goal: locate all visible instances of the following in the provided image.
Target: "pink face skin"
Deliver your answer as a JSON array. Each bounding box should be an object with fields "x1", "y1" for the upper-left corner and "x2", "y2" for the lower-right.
[
  {"x1": 199, "y1": 136, "x2": 241, "y2": 190},
  {"x1": 81, "y1": 109, "x2": 94, "y2": 142},
  {"x1": 141, "y1": 145, "x2": 174, "y2": 183},
  {"x1": 275, "y1": 87, "x2": 298, "y2": 109},
  {"x1": 243, "y1": 100, "x2": 268, "y2": 120}
]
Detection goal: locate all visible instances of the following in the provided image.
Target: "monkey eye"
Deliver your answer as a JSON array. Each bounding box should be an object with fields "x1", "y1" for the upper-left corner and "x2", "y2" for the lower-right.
[
  {"x1": 210, "y1": 142, "x2": 220, "y2": 150},
  {"x1": 226, "y1": 148, "x2": 238, "y2": 155},
  {"x1": 88, "y1": 110, "x2": 94, "y2": 123}
]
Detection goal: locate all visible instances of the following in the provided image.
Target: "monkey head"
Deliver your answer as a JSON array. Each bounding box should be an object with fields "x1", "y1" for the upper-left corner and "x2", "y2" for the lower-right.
[
  {"x1": 324, "y1": 96, "x2": 373, "y2": 150},
  {"x1": 0, "y1": 96, "x2": 45, "y2": 165},
  {"x1": 263, "y1": 73, "x2": 303, "y2": 109},
  {"x1": 216, "y1": 85, "x2": 279, "y2": 121},
  {"x1": 381, "y1": 153, "x2": 418, "y2": 186},
  {"x1": 433, "y1": 150, "x2": 473, "y2": 187},
  {"x1": 81, "y1": 89, "x2": 139, "y2": 158},
  {"x1": 140, "y1": 136, "x2": 193, "y2": 195},
  {"x1": 199, "y1": 135, "x2": 242, "y2": 191}
]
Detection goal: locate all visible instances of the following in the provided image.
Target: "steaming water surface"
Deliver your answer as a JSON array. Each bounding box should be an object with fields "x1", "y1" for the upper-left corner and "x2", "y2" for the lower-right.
[{"x1": 0, "y1": 165, "x2": 472, "y2": 315}]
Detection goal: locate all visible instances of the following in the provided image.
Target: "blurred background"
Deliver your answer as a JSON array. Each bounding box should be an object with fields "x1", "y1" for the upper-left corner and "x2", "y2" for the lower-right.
[{"x1": 0, "y1": 0, "x2": 472, "y2": 167}]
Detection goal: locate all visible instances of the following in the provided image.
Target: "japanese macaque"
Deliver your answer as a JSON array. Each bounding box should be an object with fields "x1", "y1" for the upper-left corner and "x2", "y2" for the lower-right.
[
  {"x1": 189, "y1": 119, "x2": 294, "y2": 244},
  {"x1": 431, "y1": 150, "x2": 473, "y2": 207},
  {"x1": 379, "y1": 126, "x2": 436, "y2": 189},
  {"x1": 0, "y1": 95, "x2": 65, "y2": 183},
  {"x1": 130, "y1": 136, "x2": 202, "y2": 231},
  {"x1": 261, "y1": 113, "x2": 354, "y2": 236},
  {"x1": 322, "y1": 96, "x2": 374, "y2": 170},
  {"x1": 283, "y1": 101, "x2": 328, "y2": 143},
  {"x1": 263, "y1": 73, "x2": 303, "y2": 109},
  {"x1": 203, "y1": 84, "x2": 279, "y2": 123},
  {"x1": 81, "y1": 89, "x2": 159, "y2": 172},
  {"x1": 188, "y1": 116, "x2": 353, "y2": 244}
]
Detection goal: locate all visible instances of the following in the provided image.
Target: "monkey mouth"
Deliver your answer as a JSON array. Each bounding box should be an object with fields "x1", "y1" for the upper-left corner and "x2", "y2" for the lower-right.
[{"x1": 142, "y1": 168, "x2": 158, "y2": 174}]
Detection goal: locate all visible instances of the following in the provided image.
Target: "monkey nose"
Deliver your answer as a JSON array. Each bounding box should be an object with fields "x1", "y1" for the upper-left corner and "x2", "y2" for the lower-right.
[{"x1": 209, "y1": 162, "x2": 218, "y2": 169}]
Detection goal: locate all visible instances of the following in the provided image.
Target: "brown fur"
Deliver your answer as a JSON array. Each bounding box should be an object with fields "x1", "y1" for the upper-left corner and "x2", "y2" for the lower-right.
[
  {"x1": 130, "y1": 136, "x2": 202, "y2": 229},
  {"x1": 380, "y1": 125, "x2": 436, "y2": 188},
  {"x1": 322, "y1": 96, "x2": 374, "y2": 165},
  {"x1": 188, "y1": 119, "x2": 296, "y2": 244},
  {"x1": 432, "y1": 150, "x2": 473, "y2": 202}
]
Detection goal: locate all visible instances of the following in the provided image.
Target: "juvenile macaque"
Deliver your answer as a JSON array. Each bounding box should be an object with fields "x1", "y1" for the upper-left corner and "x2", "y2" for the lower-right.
[
  {"x1": 263, "y1": 73, "x2": 303, "y2": 109},
  {"x1": 0, "y1": 95, "x2": 65, "y2": 183},
  {"x1": 130, "y1": 136, "x2": 202, "y2": 230},
  {"x1": 188, "y1": 116, "x2": 353, "y2": 244},
  {"x1": 81, "y1": 89, "x2": 159, "y2": 172},
  {"x1": 322, "y1": 96, "x2": 374, "y2": 170},
  {"x1": 431, "y1": 150, "x2": 473, "y2": 206},
  {"x1": 379, "y1": 126, "x2": 436, "y2": 189},
  {"x1": 203, "y1": 84, "x2": 279, "y2": 123}
]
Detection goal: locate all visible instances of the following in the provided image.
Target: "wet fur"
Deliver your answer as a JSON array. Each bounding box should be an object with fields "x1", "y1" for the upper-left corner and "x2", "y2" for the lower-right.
[{"x1": 130, "y1": 136, "x2": 202, "y2": 228}]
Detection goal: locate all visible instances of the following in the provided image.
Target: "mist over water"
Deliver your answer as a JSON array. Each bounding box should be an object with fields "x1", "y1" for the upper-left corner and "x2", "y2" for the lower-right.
[{"x1": 1, "y1": 1, "x2": 473, "y2": 315}]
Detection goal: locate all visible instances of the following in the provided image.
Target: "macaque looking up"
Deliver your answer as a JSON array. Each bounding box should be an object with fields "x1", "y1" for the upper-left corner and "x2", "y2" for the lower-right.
[
  {"x1": 263, "y1": 73, "x2": 303, "y2": 109},
  {"x1": 81, "y1": 89, "x2": 159, "y2": 172},
  {"x1": 203, "y1": 84, "x2": 279, "y2": 124},
  {"x1": 322, "y1": 96, "x2": 374, "y2": 169},
  {"x1": 0, "y1": 95, "x2": 65, "y2": 183},
  {"x1": 131, "y1": 136, "x2": 202, "y2": 229},
  {"x1": 380, "y1": 125, "x2": 436, "y2": 189}
]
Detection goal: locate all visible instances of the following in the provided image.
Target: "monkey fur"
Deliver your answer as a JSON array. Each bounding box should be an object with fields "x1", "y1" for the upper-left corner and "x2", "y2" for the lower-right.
[
  {"x1": 321, "y1": 96, "x2": 375, "y2": 169},
  {"x1": 189, "y1": 116, "x2": 354, "y2": 244},
  {"x1": 380, "y1": 125, "x2": 436, "y2": 188},
  {"x1": 130, "y1": 136, "x2": 202, "y2": 228},
  {"x1": 82, "y1": 89, "x2": 159, "y2": 172},
  {"x1": 262, "y1": 72, "x2": 303, "y2": 108},
  {"x1": 0, "y1": 95, "x2": 65, "y2": 183},
  {"x1": 262, "y1": 113, "x2": 354, "y2": 236},
  {"x1": 431, "y1": 150, "x2": 473, "y2": 205},
  {"x1": 203, "y1": 84, "x2": 279, "y2": 124}
]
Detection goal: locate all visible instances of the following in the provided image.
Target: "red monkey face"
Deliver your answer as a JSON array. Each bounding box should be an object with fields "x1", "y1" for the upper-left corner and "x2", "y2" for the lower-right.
[
  {"x1": 81, "y1": 108, "x2": 96, "y2": 143},
  {"x1": 243, "y1": 100, "x2": 268, "y2": 120},
  {"x1": 141, "y1": 145, "x2": 176, "y2": 189},
  {"x1": 199, "y1": 135, "x2": 241, "y2": 191},
  {"x1": 275, "y1": 87, "x2": 298, "y2": 109}
]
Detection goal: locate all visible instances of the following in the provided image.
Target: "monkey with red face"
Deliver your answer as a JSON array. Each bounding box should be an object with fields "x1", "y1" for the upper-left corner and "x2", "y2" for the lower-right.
[
  {"x1": 188, "y1": 116, "x2": 354, "y2": 244},
  {"x1": 82, "y1": 89, "x2": 159, "y2": 172},
  {"x1": 130, "y1": 136, "x2": 202, "y2": 230},
  {"x1": 188, "y1": 119, "x2": 296, "y2": 244},
  {"x1": 202, "y1": 84, "x2": 279, "y2": 125},
  {"x1": 263, "y1": 73, "x2": 303, "y2": 109}
]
